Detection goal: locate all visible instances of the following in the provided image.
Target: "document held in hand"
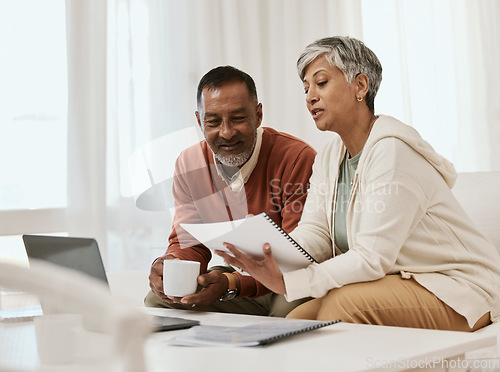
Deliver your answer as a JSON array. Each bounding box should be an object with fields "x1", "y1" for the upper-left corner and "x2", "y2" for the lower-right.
[{"x1": 180, "y1": 212, "x2": 317, "y2": 272}]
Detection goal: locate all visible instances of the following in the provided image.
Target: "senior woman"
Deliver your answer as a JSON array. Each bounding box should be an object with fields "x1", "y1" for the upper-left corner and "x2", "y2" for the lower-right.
[{"x1": 216, "y1": 36, "x2": 500, "y2": 331}]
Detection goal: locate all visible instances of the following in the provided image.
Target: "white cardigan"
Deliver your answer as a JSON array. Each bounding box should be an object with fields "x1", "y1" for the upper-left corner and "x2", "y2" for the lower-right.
[{"x1": 286, "y1": 115, "x2": 500, "y2": 327}]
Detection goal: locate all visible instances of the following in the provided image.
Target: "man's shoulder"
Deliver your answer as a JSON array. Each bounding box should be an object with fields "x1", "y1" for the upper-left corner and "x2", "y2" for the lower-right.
[
  {"x1": 176, "y1": 140, "x2": 212, "y2": 171},
  {"x1": 179, "y1": 139, "x2": 209, "y2": 154},
  {"x1": 261, "y1": 127, "x2": 316, "y2": 156}
]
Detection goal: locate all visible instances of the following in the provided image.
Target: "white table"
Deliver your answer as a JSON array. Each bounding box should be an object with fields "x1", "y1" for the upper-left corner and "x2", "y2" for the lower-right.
[
  {"x1": 145, "y1": 308, "x2": 497, "y2": 372},
  {"x1": 0, "y1": 308, "x2": 497, "y2": 372}
]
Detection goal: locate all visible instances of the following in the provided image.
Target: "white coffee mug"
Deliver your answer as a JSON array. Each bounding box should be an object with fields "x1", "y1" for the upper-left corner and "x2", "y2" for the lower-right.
[{"x1": 163, "y1": 260, "x2": 200, "y2": 297}]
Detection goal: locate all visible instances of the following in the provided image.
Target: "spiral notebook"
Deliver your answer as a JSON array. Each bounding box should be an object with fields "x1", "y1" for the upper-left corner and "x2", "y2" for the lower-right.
[
  {"x1": 167, "y1": 319, "x2": 340, "y2": 347},
  {"x1": 180, "y1": 212, "x2": 316, "y2": 272}
]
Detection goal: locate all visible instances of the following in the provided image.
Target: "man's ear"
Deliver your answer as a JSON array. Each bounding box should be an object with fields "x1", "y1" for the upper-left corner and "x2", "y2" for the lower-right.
[
  {"x1": 256, "y1": 103, "x2": 263, "y2": 128},
  {"x1": 355, "y1": 73, "x2": 370, "y2": 100},
  {"x1": 195, "y1": 111, "x2": 202, "y2": 130}
]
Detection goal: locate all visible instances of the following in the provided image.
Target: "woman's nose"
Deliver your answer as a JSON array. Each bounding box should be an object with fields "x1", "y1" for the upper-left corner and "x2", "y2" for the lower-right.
[{"x1": 305, "y1": 88, "x2": 318, "y2": 104}]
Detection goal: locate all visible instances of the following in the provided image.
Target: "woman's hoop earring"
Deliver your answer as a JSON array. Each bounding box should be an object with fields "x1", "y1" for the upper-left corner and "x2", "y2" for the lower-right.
[{"x1": 357, "y1": 96, "x2": 363, "y2": 102}]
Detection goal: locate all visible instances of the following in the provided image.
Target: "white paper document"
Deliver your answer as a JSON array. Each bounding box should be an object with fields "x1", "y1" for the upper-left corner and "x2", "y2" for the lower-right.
[
  {"x1": 166, "y1": 319, "x2": 339, "y2": 347},
  {"x1": 181, "y1": 212, "x2": 316, "y2": 272}
]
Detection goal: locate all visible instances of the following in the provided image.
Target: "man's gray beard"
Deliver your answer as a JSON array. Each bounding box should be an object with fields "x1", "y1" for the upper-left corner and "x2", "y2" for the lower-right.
[
  {"x1": 211, "y1": 130, "x2": 257, "y2": 167},
  {"x1": 215, "y1": 150, "x2": 252, "y2": 167}
]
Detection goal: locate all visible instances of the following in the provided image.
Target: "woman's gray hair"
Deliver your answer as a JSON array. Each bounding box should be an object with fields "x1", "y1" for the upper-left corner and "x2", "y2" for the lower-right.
[{"x1": 297, "y1": 36, "x2": 382, "y2": 112}]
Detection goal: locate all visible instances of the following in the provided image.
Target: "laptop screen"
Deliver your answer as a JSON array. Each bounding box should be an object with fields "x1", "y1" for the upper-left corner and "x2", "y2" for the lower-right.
[
  {"x1": 19, "y1": 235, "x2": 200, "y2": 332},
  {"x1": 22, "y1": 235, "x2": 109, "y2": 285}
]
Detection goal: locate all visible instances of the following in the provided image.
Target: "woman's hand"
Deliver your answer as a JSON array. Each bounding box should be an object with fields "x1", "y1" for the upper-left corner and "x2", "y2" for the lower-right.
[{"x1": 215, "y1": 243, "x2": 287, "y2": 295}]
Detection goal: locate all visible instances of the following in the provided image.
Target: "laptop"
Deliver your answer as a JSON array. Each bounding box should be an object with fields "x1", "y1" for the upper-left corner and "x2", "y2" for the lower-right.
[
  {"x1": 8, "y1": 234, "x2": 200, "y2": 331},
  {"x1": 22, "y1": 235, "x2": 109, "y2": 284}
]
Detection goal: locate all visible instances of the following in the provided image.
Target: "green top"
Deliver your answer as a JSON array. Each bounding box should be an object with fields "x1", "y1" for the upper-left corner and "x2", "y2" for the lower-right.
[{"x1": 334, "y1": 150, "x2": 362, "y2": 253}]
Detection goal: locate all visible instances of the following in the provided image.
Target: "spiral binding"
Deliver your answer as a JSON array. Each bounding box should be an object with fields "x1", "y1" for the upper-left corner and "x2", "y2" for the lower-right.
[
  {"x1": 259, "y1": 319, "x2": 341, "y2": 345},
  {"x1": 263, "y1": 213, "x2": 317, "y2": 263}
]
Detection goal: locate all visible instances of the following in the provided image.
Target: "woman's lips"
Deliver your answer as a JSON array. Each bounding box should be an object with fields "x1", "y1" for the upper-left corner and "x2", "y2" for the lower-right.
[{"x1": 311, "y1": 108, "x2": 324, "y2": 120}]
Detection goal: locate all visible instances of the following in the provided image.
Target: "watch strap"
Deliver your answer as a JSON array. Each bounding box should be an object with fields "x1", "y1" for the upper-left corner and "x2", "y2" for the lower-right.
[{"x1": 223, "y1": 272, "x2": 237, "y2": 291}]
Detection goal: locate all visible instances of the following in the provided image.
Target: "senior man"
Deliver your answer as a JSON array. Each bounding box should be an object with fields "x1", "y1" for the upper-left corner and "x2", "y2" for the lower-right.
[{"x1": 145, "y1": 65, "x2": 316, "y2": 317}]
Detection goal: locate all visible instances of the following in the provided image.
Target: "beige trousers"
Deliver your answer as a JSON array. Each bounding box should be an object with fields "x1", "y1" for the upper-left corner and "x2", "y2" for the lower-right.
[{"x1": 286, "y1": 275, "x2": 490, "y2": 332}]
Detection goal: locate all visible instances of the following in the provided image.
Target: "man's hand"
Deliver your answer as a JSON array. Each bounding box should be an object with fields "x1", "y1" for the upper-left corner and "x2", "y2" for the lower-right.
[
  {"x1": 174, "y1": 270, "x2": 230, "y2": 307},
  {"x1": 150, "y1": 255, "x2": 233, "y2": 306},
  {"x1": 148, "y1": 254, "x2": 178, "y2": 303}
]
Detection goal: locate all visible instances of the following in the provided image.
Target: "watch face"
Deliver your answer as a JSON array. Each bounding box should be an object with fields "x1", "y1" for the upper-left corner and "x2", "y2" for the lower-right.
[{"x1": 220, "y1": 290, "x2": 237, "y2": 302}]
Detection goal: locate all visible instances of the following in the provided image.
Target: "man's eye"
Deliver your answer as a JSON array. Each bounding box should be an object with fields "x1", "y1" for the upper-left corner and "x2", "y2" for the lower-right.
[
  {"x1": 205, "y1": 120, "x2": 220, "y2": 126},
  {"x1": 318, "y1": 81, "x2": 327, "y2": 86},
  {"x1": 233, "y1": 116, "x2": 245, "y2": 122}
]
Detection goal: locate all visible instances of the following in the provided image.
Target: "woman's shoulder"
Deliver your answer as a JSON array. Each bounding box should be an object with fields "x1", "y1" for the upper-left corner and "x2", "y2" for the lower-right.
[
  {"x1": 365, "y1": 115, "x2": 456, "y2": 187},
  {"x1": 368, "y1": 115, "x2": 421, "y2": 143}
]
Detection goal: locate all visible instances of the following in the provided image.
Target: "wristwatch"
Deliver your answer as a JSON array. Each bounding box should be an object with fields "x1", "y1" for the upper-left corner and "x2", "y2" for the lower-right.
[{"x1": 219, "y1": 272, "x2": 238, "y2": 302}]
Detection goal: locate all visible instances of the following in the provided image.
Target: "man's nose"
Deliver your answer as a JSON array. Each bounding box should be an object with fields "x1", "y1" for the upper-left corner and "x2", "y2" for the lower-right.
[{"x1": 219, "y1": 120, "x2": 237, "y2": 139}]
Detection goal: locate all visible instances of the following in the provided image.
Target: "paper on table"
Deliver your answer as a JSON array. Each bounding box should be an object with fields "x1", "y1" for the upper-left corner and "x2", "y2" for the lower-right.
[
  {"x1": 180, "y1": 212, "x2": 316, "y2": 272},
  {"x1": 166, "y1": 319, "x2": 340, "y2": 347}
]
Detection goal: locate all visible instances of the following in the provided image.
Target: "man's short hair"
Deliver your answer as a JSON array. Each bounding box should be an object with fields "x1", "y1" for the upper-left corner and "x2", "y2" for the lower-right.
[{"x1": 196, "y1": 66, "x2": 258, "y2": 110}]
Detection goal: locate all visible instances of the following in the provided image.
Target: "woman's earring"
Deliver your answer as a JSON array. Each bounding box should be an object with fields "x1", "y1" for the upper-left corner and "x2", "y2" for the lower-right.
[{"x1": 357, "y1": 96, "x2": 363, "y2": 102}]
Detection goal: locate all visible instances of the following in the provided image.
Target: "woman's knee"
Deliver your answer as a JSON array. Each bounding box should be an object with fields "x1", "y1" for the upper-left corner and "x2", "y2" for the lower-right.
[
  {"x1": 286, "y1": 298, "x2": 323, "y2": 320},
  {"x1": 315, "y1": 285, "x2": 369, "y2": 322},
  {"x1": 286, "y1": 287, "x2": 361, "y2": 322}
]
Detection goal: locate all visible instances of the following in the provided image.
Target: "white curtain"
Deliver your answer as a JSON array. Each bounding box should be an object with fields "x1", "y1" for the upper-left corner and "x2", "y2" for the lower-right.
[
  {"x1": 65, "y1": 0, "x2": 107, "y2": 248},
  {"x1": 450, "y1": 0, "x2": 500, "y2": 171},
  {"x1": 140, "y1": 0, "x2": 363, "y2": 150},
  {"x1": 362, "y1": 0, "x2": 500, "y2": 172},
  {"x1": 65, "y1": 0, "x2": 499, "y2": 272},
  {"x1": 79, "y1": 0, "x2": 360, "y2": 271}
]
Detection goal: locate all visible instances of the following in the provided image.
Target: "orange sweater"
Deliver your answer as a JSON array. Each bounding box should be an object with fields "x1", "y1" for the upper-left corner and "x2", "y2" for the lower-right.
[{"x1": 165, "y1": 127, "x2": 316, "y2": 297}]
